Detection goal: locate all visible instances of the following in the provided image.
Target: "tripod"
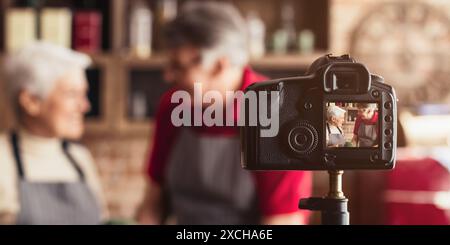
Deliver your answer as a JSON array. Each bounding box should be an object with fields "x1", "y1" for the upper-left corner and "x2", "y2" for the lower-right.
[{"x1": 299, "y1": 170, "x2": 350, "y2": 225}]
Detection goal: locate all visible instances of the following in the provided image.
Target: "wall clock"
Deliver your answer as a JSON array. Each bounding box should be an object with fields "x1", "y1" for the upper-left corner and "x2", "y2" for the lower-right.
[{"x1": 350, "y1": 1, "x2": 450, "y2": 106}]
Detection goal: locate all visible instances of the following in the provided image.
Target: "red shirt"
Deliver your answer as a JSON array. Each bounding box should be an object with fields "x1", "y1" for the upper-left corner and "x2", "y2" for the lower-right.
[{"x1": 146, "y1": 67, "x2": 312, "y2": 217}]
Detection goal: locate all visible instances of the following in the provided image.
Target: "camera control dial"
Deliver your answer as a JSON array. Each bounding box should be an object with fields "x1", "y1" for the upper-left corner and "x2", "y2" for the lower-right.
[{"x1": 287, "y1": 121, "x2": 319, "y2": 156}]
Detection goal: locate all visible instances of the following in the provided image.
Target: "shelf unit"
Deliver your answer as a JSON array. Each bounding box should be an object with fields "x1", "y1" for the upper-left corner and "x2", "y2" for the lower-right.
[{"x1": 0, "y1": 0, "x2": 330, "y2": 136}]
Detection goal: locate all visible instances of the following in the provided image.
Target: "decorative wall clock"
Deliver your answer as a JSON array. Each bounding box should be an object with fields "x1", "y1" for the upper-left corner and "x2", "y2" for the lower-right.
[{"x1": 350, "y1": 1, "x2": 450, "y2": 106}]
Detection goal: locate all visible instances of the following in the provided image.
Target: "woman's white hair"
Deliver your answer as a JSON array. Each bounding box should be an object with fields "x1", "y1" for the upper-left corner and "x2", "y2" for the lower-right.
[
  {"x1": 327, "y1": 106, "x2": 346, "y2": 121},
  {"x1": 3, "y1": 41, "x2": 91, "y2": 104}
]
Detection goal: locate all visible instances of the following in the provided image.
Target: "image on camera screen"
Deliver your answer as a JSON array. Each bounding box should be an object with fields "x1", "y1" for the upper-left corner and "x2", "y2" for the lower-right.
[{"x1": 325, "y1": 102, "x2": 379, "y2": 148}]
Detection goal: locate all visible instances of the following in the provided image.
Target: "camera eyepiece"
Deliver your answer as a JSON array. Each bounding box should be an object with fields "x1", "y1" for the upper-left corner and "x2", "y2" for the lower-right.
[{"x1": 323, "y1": 63, "x2": 371, "y2": 94}]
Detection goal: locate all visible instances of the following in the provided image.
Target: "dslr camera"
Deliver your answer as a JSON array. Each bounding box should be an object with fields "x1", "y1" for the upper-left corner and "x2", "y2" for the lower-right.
[{"x1": 241, "y1": 54, "x2": 397, "y2": 170}]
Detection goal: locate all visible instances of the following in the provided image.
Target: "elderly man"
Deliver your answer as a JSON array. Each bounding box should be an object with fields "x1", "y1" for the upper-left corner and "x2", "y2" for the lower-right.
[
  {"x1": 0, "y1": 42, "x2": 107, "y2": 224},
  {"x1": 137, "y1": 2, "x2": 312, "y2": 225},
  {"x1": 352, "y1": 103, "x2": 379, "y2": 147}
]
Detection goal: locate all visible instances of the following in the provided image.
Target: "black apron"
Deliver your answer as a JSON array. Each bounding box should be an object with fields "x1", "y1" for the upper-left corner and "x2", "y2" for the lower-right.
[
  {"x1": 166, "y1": 128, "x2": 259, "y2": 225},
  {"x1": 357, "y1": 122, "x2": 378, "y2": 147},
  {"x1": 10, "y1": 133, "x2": 101, "y2": 225},
  {"x1": 326, "y1": 123, "x2": 345, "y2": 147}
]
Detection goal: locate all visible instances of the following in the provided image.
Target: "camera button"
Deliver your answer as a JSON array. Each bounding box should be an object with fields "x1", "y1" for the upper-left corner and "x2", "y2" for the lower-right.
[
  {"x1": 370, "y1": 153, "x2": 380, "y2": 162},
  {"x1": 384, "y1": 129, "x2": 393, "y2": 136},
  {"x1": 371, "y1": 90, "x2": 380, "y2": 98},
  {"x1": 384, "y1": 142, "x2": 392, "y2": 149},
  {"x1": 304, "y1": 102, "x2": 313, "y2": 110},
  {"x1": 384, "y1": 102, "x2": 392, "y2": 109},
  {"x1": 384, "y1": 115, "x2": 393, "y2": 122},
  {"x1": 324, "y1": 154, "x2": 337, "y2": 166},
  {"x1": 294, "y1": 134, "x2": 308, "y2": 146}
]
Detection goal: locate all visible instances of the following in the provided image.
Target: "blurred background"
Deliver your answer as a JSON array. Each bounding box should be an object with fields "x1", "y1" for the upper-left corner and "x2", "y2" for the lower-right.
[{"x1": 0, "y1": 0, "x2": 449, "y2": 224}]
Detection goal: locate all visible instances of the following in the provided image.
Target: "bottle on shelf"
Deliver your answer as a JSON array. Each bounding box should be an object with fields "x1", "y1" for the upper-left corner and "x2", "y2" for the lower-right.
[
  {"x1": 130, "y1": 90, "x2": 148, "y2": 120},
  {"x1": 246, "y1": 11, "x2": 266, "y2": 59},
  {"x1": 272, "y1": 29, "x2": 289, "y2": 55},
  {"x1": 5, "y1": 8, "x2": 37, "y2": 52},
  {"x1": 129, "y1": 0, "x2": 153, "y2": 59},
  {"x1": 154, "y1": 0, "x2": 177, "y2": 50},
  {"x1": 40, "y1": 7, "x2": 72, "y2": 48},
  {"x1": 298, "y1": 29, "x2": 315, "y2": 54},
  {"x1": 272, "y1": 1, "x2": 297, "y2": 54},
  {"x1": 156, "y1": 0, "x2": 177, "y2": 24},
  {"x1": 73, "y1": 1, "x2": 103, "y2": 53}
]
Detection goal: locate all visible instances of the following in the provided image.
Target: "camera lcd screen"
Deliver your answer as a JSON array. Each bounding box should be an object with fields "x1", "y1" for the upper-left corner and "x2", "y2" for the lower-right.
[{"x1": 325, "y1": 102, "x2": 379, "y2": 148}]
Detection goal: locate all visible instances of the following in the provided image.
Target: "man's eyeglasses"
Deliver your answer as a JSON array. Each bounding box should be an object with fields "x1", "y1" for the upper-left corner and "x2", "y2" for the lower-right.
[{"x1": 166, "y1": 55, "x2": 202, "y2": 74}]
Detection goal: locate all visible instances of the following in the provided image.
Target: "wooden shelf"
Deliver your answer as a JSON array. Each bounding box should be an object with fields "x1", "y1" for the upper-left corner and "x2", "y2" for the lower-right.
[
  {"x1": 0, "y1": 52, "x2": 114, "y2": 66},
  {"x1": 0, "y1": 0, "x2": 330, "y2": 136},
  {"x1": 0, "y1": 51, "x2": 328, "y2": 136},
  {"x1": 0, "y1": 51, "x2": 327, "y2": 67},
  {"x1": 115, "y1": 52, "x2": 326, "y2": 69},
  {"x1": 250, "y1": 52, "x2": 327, "y2": 69},
  {"x1": 122, "y1": 54, "x2": 167, "y2": 68},
  {"x1": 87, "y1": 53, "x2": 115, "y2": 64}
]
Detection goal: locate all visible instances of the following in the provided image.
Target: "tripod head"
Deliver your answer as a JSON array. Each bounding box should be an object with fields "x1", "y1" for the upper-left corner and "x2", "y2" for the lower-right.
[{"x1": 299, "y1": 170, "x2": 350, "y2": 225}]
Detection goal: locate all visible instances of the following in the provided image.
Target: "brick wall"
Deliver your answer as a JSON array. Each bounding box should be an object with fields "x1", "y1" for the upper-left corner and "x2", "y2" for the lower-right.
[{"x1": 83, "y1": 135, "x2": 150, "y2": 219}]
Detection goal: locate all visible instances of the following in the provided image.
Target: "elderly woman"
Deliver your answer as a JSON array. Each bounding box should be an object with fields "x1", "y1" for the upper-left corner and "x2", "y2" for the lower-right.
[
  {"x1": 326, "y1": 105, "x2": 347, "y2": 148},
  {"x1": 0, "y1": 42, "x2": 107, "y2": 225}
]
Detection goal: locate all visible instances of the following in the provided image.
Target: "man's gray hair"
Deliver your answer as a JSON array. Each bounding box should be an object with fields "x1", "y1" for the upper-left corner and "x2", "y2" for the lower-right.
[
  {"x1": 3, "y1": 41, "x2": 91, "y2": 110},
  {"x1": 165, "y1": 1, "x2": 249, "y2": 67}
]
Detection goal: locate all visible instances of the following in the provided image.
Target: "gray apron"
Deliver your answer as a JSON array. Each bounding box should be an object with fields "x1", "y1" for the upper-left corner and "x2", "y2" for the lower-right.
[
  {"x1": 10, "y1": 133, "x2": 101, "y2": 225},
  {"x1": 326, "y1": 123, "x2": 345, "y2": 147},
  {"x1": 166, "y1": 128, "x2": 259, "y2": 225},
  {"x1": 357, "y1": 122, "x2": 378, "y2": 147}
]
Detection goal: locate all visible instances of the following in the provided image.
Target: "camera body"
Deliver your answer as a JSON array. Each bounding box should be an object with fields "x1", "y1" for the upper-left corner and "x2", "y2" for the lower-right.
[{"x1": 241, "y1": 54, "x2": 397, "y2": 170}]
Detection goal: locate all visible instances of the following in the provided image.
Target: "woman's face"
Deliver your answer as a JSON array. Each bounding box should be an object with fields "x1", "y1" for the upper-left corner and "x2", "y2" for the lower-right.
[
  {"x1": 23, "y1": 69, "x2": 91, "y2": 139},
  {"x1": 331, "y1": 115, "x2": 345, "y2": 127}
]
